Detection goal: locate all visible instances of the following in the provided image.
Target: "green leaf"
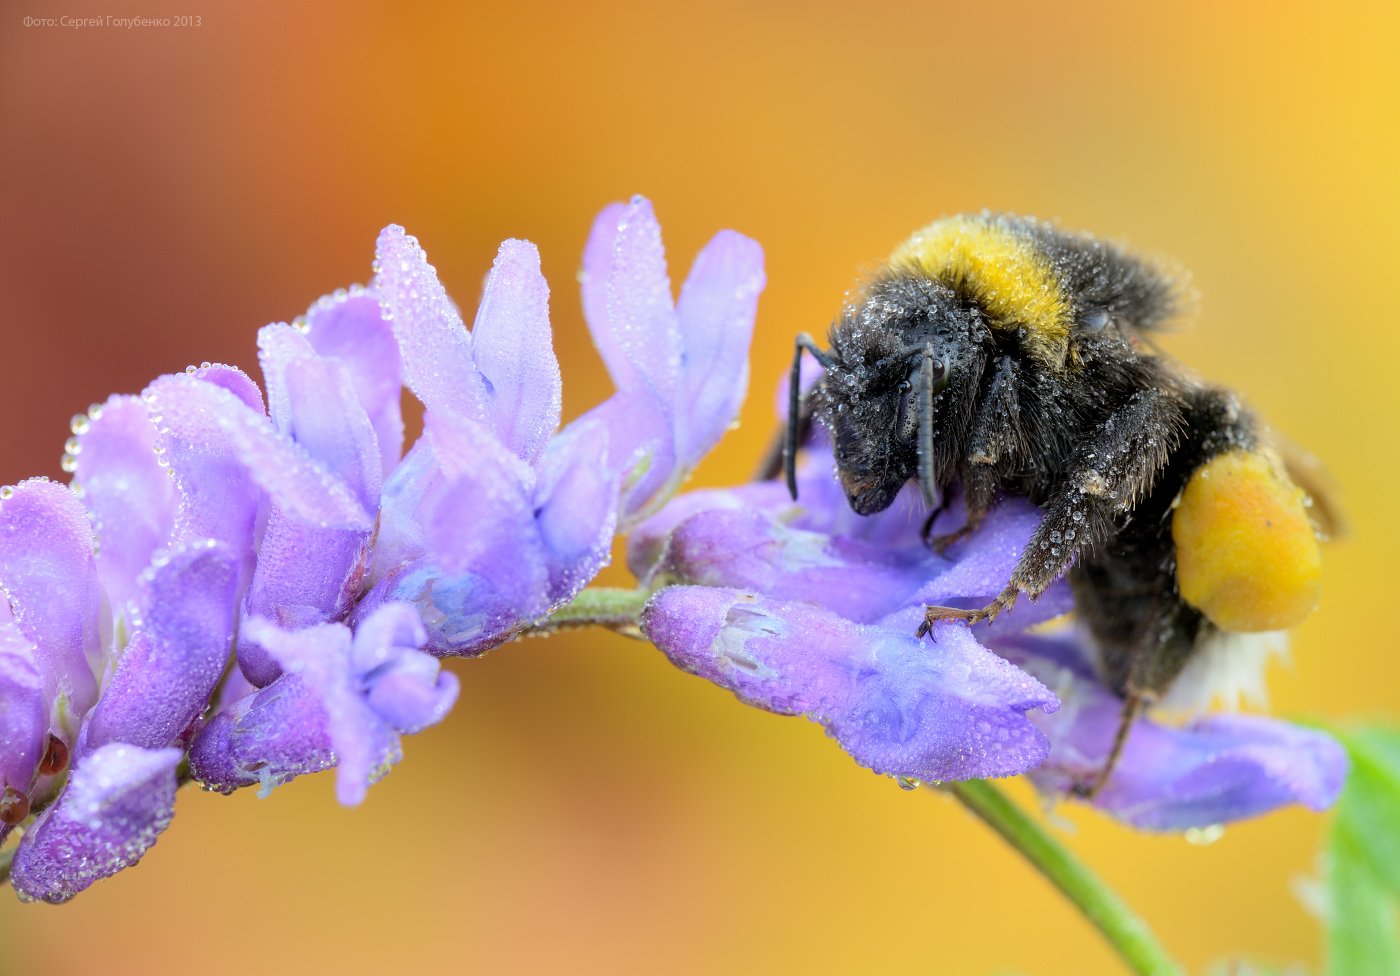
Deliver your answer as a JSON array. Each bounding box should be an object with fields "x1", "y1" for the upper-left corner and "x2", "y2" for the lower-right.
[{"x1": 1326, "y1": 726, "x2": 1400, "y2": 975}]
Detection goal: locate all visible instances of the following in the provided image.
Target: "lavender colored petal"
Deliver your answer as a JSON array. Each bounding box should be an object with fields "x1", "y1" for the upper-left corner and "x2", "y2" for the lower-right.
[
  {"x1": 470, "y1": 238, "x2": 562, "y2": 464},
  {"x1": 1026, "y1": 664, "x2": 1348, "y2": 829},
  {"x1": 374, "y1": 224, "x2": 489, "y2": 425},
  {"x1": 240, "y1": 513, "x2": 371, "y2": 686},
  {"x1": 352, "y1": 602, "x2": 458, "y2": 735},
  {"x1": 0, "y1": 478, "x2": 101, "y2": 726},
  {"x1": 533, "y1": 418, "x2": 618, "y2": 605},
  {"x1": 580, "y1": 202, "x2": 626, "y2": 346},
  {"x1": 627, "y1": 484, "x2": 792, "y2": 583},
  {"x1": 10, "y1": 744, "x2": 180, "y2": 904},
  {"x1": 278, "y1": 332, "x2": 382, "y2": 508},
  {"x1": 148, "y1": 373, "x2": 372, "y2": 532},
  {"x1": 145, "y1": 371, "x2": 260, "y2": 561},
  {"x1": 357, "y1": 559, "x2": 529, "y2": 657},
  {"x1": 653, "y1": 507, "x2": 940, "y2": 624},
  {"x1": 370, "y1": 436, "x2": 440, "y2": 581},
  {"x1": 674, "y1": 229, "x2": 765, "y2": 465},
  {"x1": 348, "y1": 600, "x2": 427, "y2": 671},
  {"x1": 915, "y1": 499, "x2": 1042, "y2": 605},
  {"x1": 578, "y1": 389, "x2": 677, "y2": 520},
  {"x1": 245, "y1": 617, "x2": 396, "y2": 805},
  {"x1": 642, "y1": 587, "x2": 1058, "y2": 781},
  {"x1": 69, "y1": 395, "x2": 176, "y2": 612},
  {"x1": 580, "y1": 197, "x2": 682, "y2": 403},
  {"x1": 82, "y1": 541, "x2": 238, "y2": 751},
  {"x1": 422, "y1": 409, "x2": 548, "y2": 618},
  {"x1": 0, "y1": 620, "x2": 45, "y2": 793},
  {"x1": 188, "y1": 673, "x2": 336, "y2": 794},
  {"x1": 305, "y1": 287, "x2": 405, "y2": 470},
  {"x1": 256, "y1": 322, "x2": 309, "y2": 436}
]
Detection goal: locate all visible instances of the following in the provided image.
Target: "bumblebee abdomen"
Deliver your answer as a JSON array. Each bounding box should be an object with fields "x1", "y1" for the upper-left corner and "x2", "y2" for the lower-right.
[{"x1": 1171, "y1": 449, "x2": 1322, "y2": 632}]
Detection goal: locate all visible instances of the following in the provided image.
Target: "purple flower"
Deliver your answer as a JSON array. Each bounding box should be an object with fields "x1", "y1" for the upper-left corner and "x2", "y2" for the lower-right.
[
  {"x1": 996, "y1": 632, "x2": 1349, "y2": 830},
  {"x1": 635, "y1": 460, "x2": 1063, "y2": 783},
  {"x1": 0, "y1": 198, "x2": 766, "y2": 902},
  {"x1": 635, "y1": 413, "x2": 1347, "y2": 820},
  {"x1": 189, "y1": 603, "x2": 457, "y2": 806},
  {"x1": 578, "y1": 196, "x2": 765, "y2": 522}
]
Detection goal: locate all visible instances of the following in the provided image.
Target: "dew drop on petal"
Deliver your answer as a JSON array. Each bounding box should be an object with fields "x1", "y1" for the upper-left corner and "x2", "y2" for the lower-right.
[{"x1": 1185, "y1": 824, "x2": 1226, "y2": 846}]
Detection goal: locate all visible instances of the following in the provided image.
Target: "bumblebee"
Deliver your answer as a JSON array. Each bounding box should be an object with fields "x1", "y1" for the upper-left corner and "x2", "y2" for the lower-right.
[{"x1": 784, "y1": 213, "x2": 1329, "y2": 794}]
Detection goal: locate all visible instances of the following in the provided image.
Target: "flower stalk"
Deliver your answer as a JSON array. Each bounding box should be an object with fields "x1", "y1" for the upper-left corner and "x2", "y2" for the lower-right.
[{"x1": 945, "y1": 778, "x2": 1182, "y2": 976}]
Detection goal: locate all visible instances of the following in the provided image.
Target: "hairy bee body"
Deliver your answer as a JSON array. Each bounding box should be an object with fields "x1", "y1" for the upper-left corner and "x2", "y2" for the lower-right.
[{"x1": 788, "y1": 214, "x2": 1323, "y2": 774}]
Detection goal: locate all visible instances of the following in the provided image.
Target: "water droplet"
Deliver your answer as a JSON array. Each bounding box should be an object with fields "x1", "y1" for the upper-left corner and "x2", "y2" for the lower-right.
[
  {"x1": 1185, "y1": 824, "x2": 1226, "y2": 846},
  {"x1": 0, "y1": 486, "x2": 14, "y2": 500},
  {"x1": 895, "y1": 775, "x2": 922, "y2": 791},
  {"x1": 70, "y1": 414, "x2": 90, "y2": 435},
  {"x1": 61, "y1": 454, "x2": 78, "y2": 473}
]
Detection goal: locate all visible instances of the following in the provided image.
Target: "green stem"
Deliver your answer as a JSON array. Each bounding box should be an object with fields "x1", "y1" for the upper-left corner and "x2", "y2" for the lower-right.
[
  {"x1": 946, "y1": 779, "x2": 1182, "y2": 976},
  {"x1": 541, "y1": 586, "x2": 652, "y2": 635},
  {"x1": 0, "y1": 846, "x2": 11, "y2": 887}
]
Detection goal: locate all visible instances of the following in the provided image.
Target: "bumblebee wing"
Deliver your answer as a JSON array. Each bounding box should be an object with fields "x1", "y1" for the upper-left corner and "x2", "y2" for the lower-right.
[{"x1": 1266, "y1": 429, "x2": 1346, "y2": 539}]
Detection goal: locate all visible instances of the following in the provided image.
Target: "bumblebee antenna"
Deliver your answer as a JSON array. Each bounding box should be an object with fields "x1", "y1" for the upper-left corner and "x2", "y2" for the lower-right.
[
  {"x1": 916, "y1": 347, "x2": 938, "y2": 509},
  {"x1": 786, "y1": 333, "x2": 831, "y2": 500}
]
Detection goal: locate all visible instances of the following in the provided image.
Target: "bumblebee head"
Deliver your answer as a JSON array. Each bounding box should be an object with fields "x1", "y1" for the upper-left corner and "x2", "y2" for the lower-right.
[{"x1": 786, "y1": 276, "x2": 990, "y2": 514}]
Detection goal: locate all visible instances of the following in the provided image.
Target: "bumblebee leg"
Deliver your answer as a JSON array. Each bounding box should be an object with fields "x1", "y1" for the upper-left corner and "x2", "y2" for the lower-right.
[
  {"x1": 922, "y1": 388, "x2": 1184, "y2": 634},
  {"x1": 918, "y1": 585, "x2": 1020, "y2": 636},
  {"x1": 1005, "y1": 388, "x2": 1184, "y2": 599},
  {"x1": 918, "y1": 356, "x2": 1024, "y2": 556},
  {"x1": 1071, "y1": 693, "x2": 1146, "y2": 798},
  {"x1": 921, "y1": 487, "x2": 991, "y2": 555},
  {"x1": 965, "y1": 355, "x2": 1028, "y2": 469}
]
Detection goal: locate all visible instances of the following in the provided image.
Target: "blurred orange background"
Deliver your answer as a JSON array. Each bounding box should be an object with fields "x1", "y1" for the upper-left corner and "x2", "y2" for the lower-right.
[{"x1": 2, "y1": 1, "x2": 1397, "y2": 972}]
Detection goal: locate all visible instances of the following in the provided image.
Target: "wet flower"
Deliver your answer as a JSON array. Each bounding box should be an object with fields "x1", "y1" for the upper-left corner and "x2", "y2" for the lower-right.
[
  {"x1": 633, "y1": 417, "x2": 1348, "y2": 819},
  {"x1": 0, "y1": 197, "x2": 766, "y2": 902}
]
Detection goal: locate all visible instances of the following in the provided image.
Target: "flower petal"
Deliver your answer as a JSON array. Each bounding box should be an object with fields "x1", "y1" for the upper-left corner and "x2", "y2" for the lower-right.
[
  {"x1": 470, "y1": 238, "x2": 562, "y2": 464},
  {"x1": 10, "y1": 744, "x2": 181, "y2": 904},
  {"x1": 352, "y1": 603, "x2": 457, "y2": 734},
  {"x1": 259, "y1": 323, "x2": 382, "y2": 509},
  {"x1": 0, "y1": 478, "x2": 102, "y2": 727},
  {"x1": 69, "y1": 395, "x2": 176, "y2": 612},
  {"x1": 1024, "y1": 656, "x2": 1349, "y2": 830},
  {"x1": 145, "y1": 370, "x2": 260, "y2": 562},
  {"x1": 81, "y1": 542, "x2": 238, "y2": 751},
  {"x1": 304, "y1": 287, "x2": 405, "y2": 472},
  {"x1": 642, "y1": 587, "x2": 1058, "y2": 781},
  {"x1": 187, "y1": 673, "x2": 336, "y2": 795},
  {"x1": 648, "y1": 506, "x2": 938, "y2": 624},
  {"x1": 148, "y1": 372, "x2": 372, "y2": 532},
  {"x1": 242, "y1": 617, "x2": 395, "y2": 806},
  {"x1": 580, "y1": 197, "x2": 681, "y2": 405},
  {"x1": 422, "y1": 410, "x2": 548, "y2": 618},
  {"x1": 0, "y1": 619, "x2": 45, "y2": 795},
  {"x1": 674, "y1": 229, "x2": 765, "y2": 465},
  {"x1": 374, "y1": 225, "x2": 489, "y2": 425},
  {"x1": 533, "y1": 418, "x2": 618, "y2": 605},
  {"x1": 578, "y1": 388, "x2": 677, "y2": 521}
]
